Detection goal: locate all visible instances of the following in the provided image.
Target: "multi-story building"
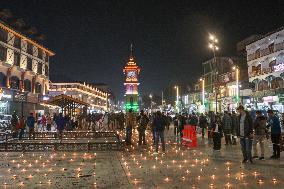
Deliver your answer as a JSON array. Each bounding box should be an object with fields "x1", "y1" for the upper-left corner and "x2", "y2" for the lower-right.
[
  {"x1": 48, "y1": 82, "x2": 109, "y2": 113},
  {"x1": 246, "y1": 27, "x2": 284, "y2": 112},
  {"x1": 202, "y1": 57, "x2": 246, "y2": 112},
  {"x1": 0, "y1": 21, "x2": 54, "y2": 115},
  {"x1": 187, "y1": 82, "x2": 202, "y2": 113}
]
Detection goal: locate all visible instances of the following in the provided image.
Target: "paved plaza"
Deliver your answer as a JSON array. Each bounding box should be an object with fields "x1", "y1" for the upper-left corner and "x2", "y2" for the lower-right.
[{"x1": 0, "y1": 126, "x2": 283, "y2": 189}]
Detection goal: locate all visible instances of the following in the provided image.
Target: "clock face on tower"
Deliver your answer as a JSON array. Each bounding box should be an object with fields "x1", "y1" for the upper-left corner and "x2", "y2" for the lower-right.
[{"x1": 127, "y1": 71, "x2": 136, "y2": 78}]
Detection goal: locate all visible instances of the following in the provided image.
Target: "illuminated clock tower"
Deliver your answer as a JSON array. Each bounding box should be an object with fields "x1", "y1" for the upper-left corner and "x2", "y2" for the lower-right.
[{"x1": 123, "y1": 45, "x2": 140, "y2": 112}]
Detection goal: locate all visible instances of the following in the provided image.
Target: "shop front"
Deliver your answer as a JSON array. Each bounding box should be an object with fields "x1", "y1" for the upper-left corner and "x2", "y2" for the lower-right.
[
  {"x1": 0, "y1": 88, "x2": 50, "y2": 117},
  {"x1": 0, "y1": 88, "x2": 13, "y2": 115}
]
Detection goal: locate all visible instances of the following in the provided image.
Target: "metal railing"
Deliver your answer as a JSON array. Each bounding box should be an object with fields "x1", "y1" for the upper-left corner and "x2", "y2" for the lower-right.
[{"x1": 0, "y1": 131, "x2": 125, "y2": 151}]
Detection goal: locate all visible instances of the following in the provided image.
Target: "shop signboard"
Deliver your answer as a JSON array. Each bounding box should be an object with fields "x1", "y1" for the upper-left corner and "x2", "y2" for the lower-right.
[
  {"x1": 264, "y1": 90, "x2": 275, "y2": 96},
  {"x1": 274, "y1": 63, "x2": 284, "y2": 72},
  {"x1": 252, "y1": 91, "x2": 264, "y2": 98},
  {"x1": 0, "y1": 89, "x2": 13, "y2": 101},
  {"x1": 13, "y1": 92, "x2": 27, "y2": 102},
  {"x1": 263, "y1": 96, "x2": 278, "y2": 103}
]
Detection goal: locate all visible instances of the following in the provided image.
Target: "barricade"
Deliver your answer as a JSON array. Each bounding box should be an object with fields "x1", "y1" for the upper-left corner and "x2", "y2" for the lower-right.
[{"x1": 182, "y1": 125, "x2": 198, "y2": 148}]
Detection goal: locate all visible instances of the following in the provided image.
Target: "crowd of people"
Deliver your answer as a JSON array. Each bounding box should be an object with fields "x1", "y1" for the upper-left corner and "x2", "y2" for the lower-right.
[
  {"x1": 171, "y1": 105, "x2": 282, "y2": 162},
  {"x1": 125, "y1": 105, "x2": 282, "y2": 162},
  {"x1": 6, "y1": 106, "x2": 283, "y2": 163},
  {"x1": 8, "y1": 111, "x2": 127, "y2": 140},
  {"x1": 125, "y1": 109, "x2": 171, "y2": 155}
]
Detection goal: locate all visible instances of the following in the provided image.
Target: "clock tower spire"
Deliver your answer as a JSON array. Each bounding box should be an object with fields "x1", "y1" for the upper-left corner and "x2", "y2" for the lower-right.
[{"x1": 123, "y1": 45, "x2": 140, "y2": 112}]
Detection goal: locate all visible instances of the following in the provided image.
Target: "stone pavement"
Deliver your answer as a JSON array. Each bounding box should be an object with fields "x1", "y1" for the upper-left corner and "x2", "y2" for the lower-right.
[{"x1": 0, "y1": 126, "x2": 283, "y2": 189}]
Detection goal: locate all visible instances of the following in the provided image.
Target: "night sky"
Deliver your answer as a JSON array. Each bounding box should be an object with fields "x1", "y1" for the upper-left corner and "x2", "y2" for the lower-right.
[{"x1": 1, "y1": 0, "x2": 284, "y2": 100}]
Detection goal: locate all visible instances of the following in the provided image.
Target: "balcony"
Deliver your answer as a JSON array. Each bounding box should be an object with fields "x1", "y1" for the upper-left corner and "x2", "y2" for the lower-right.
[
  {"x1": 247, "y1": 41, "x2": 284, "y2": 61},
  {"x1": 249, "y1": 67, "x2": 273, "y2": 78}
]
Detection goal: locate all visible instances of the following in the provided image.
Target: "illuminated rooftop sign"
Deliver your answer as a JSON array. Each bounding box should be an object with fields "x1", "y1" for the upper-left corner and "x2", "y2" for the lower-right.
[{"x1": 274, "y1": 63, "x2": 284, "y2": 72}]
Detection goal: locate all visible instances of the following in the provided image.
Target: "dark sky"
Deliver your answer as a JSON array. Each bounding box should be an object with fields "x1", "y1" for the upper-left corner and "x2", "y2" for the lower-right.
[{"x1": 1, "y1": 0, "x2": 284, "y2": 100}]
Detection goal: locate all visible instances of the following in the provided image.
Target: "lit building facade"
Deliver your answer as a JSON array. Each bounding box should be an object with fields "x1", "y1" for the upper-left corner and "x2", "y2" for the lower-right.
[
  {"x1": 123, "y1": 52, "x2": 140, "y2": 112},
  {"x1": 202, "y1": 57, "x2": 246, "y2": 112},
  {"x1": 246, "y1": 27, "x2": 284, "y2": 112},
  {"x1": 0, "y1": 21, "x2": 54, "y2": 115},
  {"x1": 48, "y1": 82, "x2": 109, "y2": 112}
]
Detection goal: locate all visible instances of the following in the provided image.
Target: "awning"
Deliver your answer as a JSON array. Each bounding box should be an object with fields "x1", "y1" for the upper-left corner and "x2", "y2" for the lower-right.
[{"x1": 45, "y1": 94, "x2": 89, "y2": 108}]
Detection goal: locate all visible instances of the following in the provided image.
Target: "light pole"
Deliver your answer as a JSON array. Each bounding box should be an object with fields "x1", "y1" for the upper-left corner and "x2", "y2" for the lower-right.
[
  {"x1": 200, "y1": 78, "x2": 205, "y2": 106},
  {"x1": 174, "y1": 86, "x2": 179, "y2": 113},
  {"x1": 208, "y1": 34, "x2": 219, "y2": 113},
  {"x1": 233, "y1": 66, "x2": 240, "y2": 105},
  {"x1": 149, "y1": 94, "x2": 153, "y2": 112},
  {"x1": 161, "y1": 91, "x2": 164, "y2": 106}
]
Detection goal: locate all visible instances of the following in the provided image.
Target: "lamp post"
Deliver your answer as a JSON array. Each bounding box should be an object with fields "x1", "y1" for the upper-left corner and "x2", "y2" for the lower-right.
[
  {"x1": 200, "y1": 78, "x2": 205, "y2": 106},
  {"x1": 233, "y1": 66, "x2": 240, "y2": 105},
  {"x1": 149, "y1": 94, "x2": 153, "y2": 112},
  {"x1": 161, "y1": 91, "x2": 164, "y2": 106},
  {"x1": 208, "y1": 34, "x2": 219, "y2": 113},
  {"x1": 174, "y1": 86, "x2": 179, "y2": 113}
]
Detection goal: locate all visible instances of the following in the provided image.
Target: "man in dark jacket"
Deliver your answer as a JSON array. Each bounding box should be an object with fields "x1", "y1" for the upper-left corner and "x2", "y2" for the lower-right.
[
  {"x1": 189, "y1": 112, "x2": 198, "y2": 126},
  {"x1": 252, "y1": 111, "x2": 267, "y2": 160},
  {"x1": 153, "y1": 111, "x2": 167, "y2": 154},
  {"x1": 267, "y1": 110, "x2": 281, "y2": 159},
  {"x1": 55, "y1": 113, "x2": 65, "y2": 140},
  {"x1": 173, "y1": 114, "x2": 179, "y2": 136},
  {"x1": 137, "y1": 110, "x2": 149, "y2": 145},
  {"x1": 222, "y1": 111, "x2": 232, "y2": 145},
  {"x1": 236, "y1": 105, "x2": 253, "y2": 163},
  {"x1": 231, "y1": 111, "x2": 238, "y2": 145},
  {"x1": 198, "y1": 113, "x2": 208, "y2": 138},
  {"x1": 26, "y1": 113, "x2": 35, "y2": 140}
]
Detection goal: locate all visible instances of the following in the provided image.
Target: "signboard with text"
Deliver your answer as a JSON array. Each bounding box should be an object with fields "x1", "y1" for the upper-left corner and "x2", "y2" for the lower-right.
[{"x1": 13, "y1": 92, "x2": 27, "y2": 102}]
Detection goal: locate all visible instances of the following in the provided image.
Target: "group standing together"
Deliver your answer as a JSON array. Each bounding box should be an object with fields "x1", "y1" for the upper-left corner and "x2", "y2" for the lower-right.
[{"x1": 125, "y1": 109, "x2": 171, "y2": 155}]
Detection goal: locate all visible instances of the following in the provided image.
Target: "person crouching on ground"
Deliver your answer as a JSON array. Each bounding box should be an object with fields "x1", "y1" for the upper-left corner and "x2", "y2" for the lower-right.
[
  {"x1": 210, "y1": 115, "x2": 223, "y2": 151},
  {"x1": 153, "y1": 111, "x2": 167, "y2": 155},
  {"x1": 236, "y1": 105, "x2": 254, "y2": 164}
]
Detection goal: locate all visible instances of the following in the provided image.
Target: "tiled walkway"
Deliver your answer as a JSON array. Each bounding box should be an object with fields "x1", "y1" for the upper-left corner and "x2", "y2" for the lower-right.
[{"x1": 0, "y1": 126, "x2": 283, "y2": 189}]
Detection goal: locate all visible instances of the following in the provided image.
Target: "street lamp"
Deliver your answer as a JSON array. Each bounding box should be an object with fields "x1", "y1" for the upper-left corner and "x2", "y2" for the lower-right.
[
  {"x1": 208, "y1": 33, "x2": 219, "y2": 113},
  {"x1": 233, "y1": 66, "x2": 240, "y2": 105},
  {"x1": 149, "y1": 94, "x2": 153, "y2": 112},
  {"x1": 174, "y1": 86, "x2": 179, "y2": 113},
  {"x1": 199, "y1": 78, "x2": 205, "y2": 106}
]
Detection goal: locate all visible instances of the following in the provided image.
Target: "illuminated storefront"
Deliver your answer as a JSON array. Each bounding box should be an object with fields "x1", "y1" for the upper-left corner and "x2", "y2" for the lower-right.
[{"x1": 247, "y1": 27, "x2": 284, "y2": 112}]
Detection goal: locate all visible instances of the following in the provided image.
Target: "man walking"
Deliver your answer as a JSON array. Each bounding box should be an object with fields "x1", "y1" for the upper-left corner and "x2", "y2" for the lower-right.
[
  {"x1": 267, "y1": 110, "x2": 281, "y2": 159},
  {"x1": 236, "y1": 105, "x2": 253, "y2": 163},
  {"x1": 173, "y1": 113, "x2": 179, "y2": 136},
  {"x1": 46, "y1": 114, "x2": 52, "y2": 131},
  {"x1": 252, "y1": 111, "x2": 267, "y2": 160},
  {"x1": 198, "y1": 113, "x2": 208, "y2": 138},
  {"x1": 222, "y1": 111, "x2": 232, "y2": 145},
  {"x1": 17, "y1": 116, "x2": 26, "y2": 140},
  {"x1": 125, "y1": 109, "x2": 135, "y2": 146},
  {"x1": 153, "y1": 111, "x2": 167, "y2": 155},
  {"x1": 137, "y1": 110, "x2": 149, "y2": 145},
  {"x1": 55, "y1": 113, "x2": 65, "y2": 140},
  {"x1": 231, "y1": 111, "x2": 238, "y2": 145},
  {"x1": 26, "y1": 113, "x2": 35, "y2": 140}
]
